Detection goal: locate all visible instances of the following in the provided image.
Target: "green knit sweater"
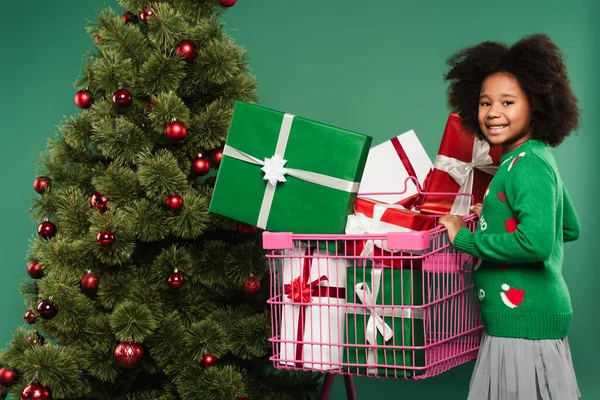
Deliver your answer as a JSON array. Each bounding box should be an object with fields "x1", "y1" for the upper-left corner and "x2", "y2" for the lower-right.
[{"x1": 453, "y1": 139, "x2": 581, "y2": 339}]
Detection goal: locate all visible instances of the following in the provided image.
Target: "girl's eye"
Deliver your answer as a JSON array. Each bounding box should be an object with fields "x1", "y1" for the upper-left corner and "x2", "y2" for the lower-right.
[
  {"x1": 503, "y1": 101, "x2": 513, "y2": 106},
  {"x1": 479, "y1": 102, "x2": 491, "y2": 107}
]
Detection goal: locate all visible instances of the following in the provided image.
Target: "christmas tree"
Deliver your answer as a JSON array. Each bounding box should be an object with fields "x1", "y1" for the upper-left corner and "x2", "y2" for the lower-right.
[{"x1": 0, "y1": 1, "x2": 322, "y2": 399}]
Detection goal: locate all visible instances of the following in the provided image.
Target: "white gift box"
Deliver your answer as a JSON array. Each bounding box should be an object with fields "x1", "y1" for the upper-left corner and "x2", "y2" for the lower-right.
[
  {"x1": 358, "y1": 130, "x2": 433, "y2": 205},
  {"x1": 279, "y1": 244, "x2": 347, "y2": 370}
]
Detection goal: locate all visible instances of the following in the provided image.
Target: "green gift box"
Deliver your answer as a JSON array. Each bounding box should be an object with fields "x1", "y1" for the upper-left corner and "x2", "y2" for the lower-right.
[
  {"x1": 343, "y1": 265, "x2": 426, "y2": 377},
  {"x1": 208, "y1": 101, "x2": 372, "y2": 234}
]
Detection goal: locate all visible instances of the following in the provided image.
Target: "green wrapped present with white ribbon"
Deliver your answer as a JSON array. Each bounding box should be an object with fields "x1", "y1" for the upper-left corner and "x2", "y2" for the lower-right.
[
  {"x1": 208, "y1": 101, "x2": 372, "y2": 234},
  {"x1": 343, "y1": 266, "x2": 426, "y2": 377}
]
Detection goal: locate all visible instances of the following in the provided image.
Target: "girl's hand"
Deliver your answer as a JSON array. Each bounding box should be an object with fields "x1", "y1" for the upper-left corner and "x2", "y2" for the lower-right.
[
  {"x1": 438, "y1": 214, "x2": 467, "y2": 245},
  {"x1": 470, "y1": 203, "x2": 483, "y2": 217}
]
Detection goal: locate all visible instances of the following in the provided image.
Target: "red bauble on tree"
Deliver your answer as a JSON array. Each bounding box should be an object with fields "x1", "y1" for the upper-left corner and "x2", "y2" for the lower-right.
[
  {"x1": 24, "y1": 310, "x2": 37, "y2": 324},
  {"x1": 139, "y1": 8, "x2": 154, "y2": 23},
  {"x1": 0, "y1": 367, "x2": 17, "y2": 387},
  {"x1": 165, "y1": 194, "x2": 184, "y2": 211},
  {"x1": 114, "y1": 342, "x2": 144, "y2": 369},
  {"x1": 37, "y1": 221, "x2": 57, "y2": 239},
  {"x1": 36, "y1": 299, "x2": 58, "y2": 320},
  {"x1": 81, "y1": 272, "x2": 99, "y2": 294},
  {"x1": 74, "y1": 90, "x2": 93, "y2": 109},
  {"x1": 21, "y1": 382, "x2": 51, "y2": 400},
  {"x1": 175, "y1": 40, "x2": 198, "y2": 62},
  {"x1": 27, "y1": 261, "x2": 44, "y2": 279},
  {"x1": 167, "y1": 270, "x2": 184, "y2": 289},
  {"x1": 237, "y1": 222, "x2": 257, "y2": 236},
  {"x1": 33, "y1": 177, "x2": 51, "y2": 195},
  {"x1": 112, "y1": 88, "x2": 133, "y2": 108},
  {"x1": 219, "y1": 0, "x2": 237, "y2": 7},
  {"x1": 165, "y1": 121, "x2": 187, "y2": 141},
  {"x1": 90, "y1": 192, "x2": 108, "y2": 213},
  {"x1": 243, "y1": 275, "x2": 261, "y2": 295},
  {"x1": 210, "y1": 148, "x2": 224, "y2": 168},
  {"x1": 191, "y1": 156, "x2": 211, "y2": 176},
  {"x1": 97, "y1": 231, "x2": 115, "y2": 247},
  {"x1": 122, "y1": 11, "x2": 138, "y2": 24},
  {"x1": 94, "y1": 35, "x2": 101, "y2": 45},
  {"x1": 201, "y1": 353, "x2": 217, "y2": 367}
]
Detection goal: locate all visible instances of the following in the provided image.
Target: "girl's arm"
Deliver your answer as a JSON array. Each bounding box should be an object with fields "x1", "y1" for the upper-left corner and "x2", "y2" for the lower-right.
[
  {"x1": 563, "y1": 185, "x2": 581, "y2": 243},
  {"x1": 453, "y1": 155, "x2": 556, "y2": 263}
]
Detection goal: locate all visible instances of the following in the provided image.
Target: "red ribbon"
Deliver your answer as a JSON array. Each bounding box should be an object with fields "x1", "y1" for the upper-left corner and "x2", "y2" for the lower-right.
[
  {"x1": 284, "y1": 247, "x2": 346, "y2": 367},
  {"x1": 390, "y1": 136, "x2": 430, "y2": 209}
]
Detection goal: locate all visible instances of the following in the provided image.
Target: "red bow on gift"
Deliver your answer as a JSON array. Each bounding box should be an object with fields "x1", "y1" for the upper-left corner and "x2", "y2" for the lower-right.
[{"x1": 284, "y1": 275, "x2": 328, "y2": 303}]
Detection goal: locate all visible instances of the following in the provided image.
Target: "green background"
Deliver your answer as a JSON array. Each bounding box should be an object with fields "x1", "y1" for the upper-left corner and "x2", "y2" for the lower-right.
[{"x1": 1, "y1": 0, "x2": 597, "y2": 398}]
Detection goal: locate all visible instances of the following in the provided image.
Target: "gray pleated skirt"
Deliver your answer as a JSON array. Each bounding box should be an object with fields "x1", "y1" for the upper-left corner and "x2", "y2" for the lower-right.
[{"x1": 467, "y1": 333, "x2": 581, "y2": 400}]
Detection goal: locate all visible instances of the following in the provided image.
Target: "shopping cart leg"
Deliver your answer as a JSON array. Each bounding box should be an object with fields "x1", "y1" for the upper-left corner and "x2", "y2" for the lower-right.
[
  {"x1": 319, "y1": 373, "x2": 335, "y2": 400},
  {"x1": 343, "y1": 375, "x2": 357, "y2": 400}
]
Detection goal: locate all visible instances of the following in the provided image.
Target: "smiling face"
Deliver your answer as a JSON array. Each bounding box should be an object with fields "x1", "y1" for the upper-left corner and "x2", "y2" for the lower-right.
[{"x1": 478, "y1": 73, "x2": 533, "y2": 152}]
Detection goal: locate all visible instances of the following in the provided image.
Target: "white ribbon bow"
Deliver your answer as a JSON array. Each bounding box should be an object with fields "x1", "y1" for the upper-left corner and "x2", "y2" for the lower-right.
[
  {"x1": 354, "y1": 268, "x2": 393, "y2": 373},
  {"x1": 222, "y1": 113, "x2": 361, "y2": 229},
  {"x1": 434, "y1": 138, "x2": 498, "y2": 215}
]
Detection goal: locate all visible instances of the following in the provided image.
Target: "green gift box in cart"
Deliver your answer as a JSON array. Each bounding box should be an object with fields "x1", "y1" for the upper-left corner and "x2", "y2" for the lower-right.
[
  {"x1": 343, "y1": 265, "x2": 426, "y2": 377},
  {"x1": 209, "y1": 101, "x2": 372, "y2": 234}
]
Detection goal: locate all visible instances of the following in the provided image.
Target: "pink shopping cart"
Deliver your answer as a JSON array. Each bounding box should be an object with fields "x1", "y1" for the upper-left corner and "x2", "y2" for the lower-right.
[{"x1": 263, "y1": 178, "x2": 483, "y2": 399}]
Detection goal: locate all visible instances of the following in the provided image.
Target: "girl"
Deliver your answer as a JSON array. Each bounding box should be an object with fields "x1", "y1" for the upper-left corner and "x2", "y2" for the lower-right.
[{"x1": 438, "y1": 34, "x2": 582, "y2": 400}]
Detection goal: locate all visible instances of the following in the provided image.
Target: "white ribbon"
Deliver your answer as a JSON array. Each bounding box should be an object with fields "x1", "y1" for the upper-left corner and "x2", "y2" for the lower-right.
[
  {"x1": 345, "y1": 202, "x2": 412, "y2": 257},
  {"x1": 434, "y1": 138, "x2": 499, "y2": 215},
  {"x1": 351, "y1": 268, "x2": 424, "y2": 373},
  {"x1": 223, "y1": 113, "x2": 361, "y2": 229}
]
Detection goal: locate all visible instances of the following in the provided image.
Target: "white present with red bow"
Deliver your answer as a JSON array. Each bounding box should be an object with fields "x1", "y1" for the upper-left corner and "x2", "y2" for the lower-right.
[
  {"x1": 358, "y1": 130, "x2": 433, "y2": 206},
  {"x1": 279, "y1": 244, "x2": 347, "y2": 370}
]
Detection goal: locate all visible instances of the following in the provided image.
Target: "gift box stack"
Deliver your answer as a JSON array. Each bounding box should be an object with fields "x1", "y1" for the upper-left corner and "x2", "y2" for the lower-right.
[{"x1": 208, "y1": 102, "x2": 501, "y2": 373}]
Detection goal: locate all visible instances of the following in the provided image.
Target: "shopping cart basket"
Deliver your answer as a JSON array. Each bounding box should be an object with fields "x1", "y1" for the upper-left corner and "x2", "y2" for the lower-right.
[{"x1": 263, "y1": 177, "x2": 483, "y2": 399}]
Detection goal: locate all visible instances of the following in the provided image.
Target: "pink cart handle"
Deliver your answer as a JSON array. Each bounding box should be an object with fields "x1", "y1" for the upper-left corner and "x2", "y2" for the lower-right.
[{"x1": 358, "y1": 175, "x2": 475, "y2": 209}]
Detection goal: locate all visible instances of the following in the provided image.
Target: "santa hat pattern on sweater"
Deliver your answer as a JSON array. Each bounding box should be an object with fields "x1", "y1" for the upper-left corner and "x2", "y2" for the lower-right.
[{"x1": 500, "y1": 284, "x2": 525, "y2": 308}]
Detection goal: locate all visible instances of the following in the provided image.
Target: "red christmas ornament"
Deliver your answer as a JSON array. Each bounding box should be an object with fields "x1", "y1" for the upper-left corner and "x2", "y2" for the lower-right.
[
  {"x1": 27, "y1": 332, "x2": 45, "y2": 346},
  {"x1": 243, "y1": 276, "x2": 261, "y2": 295},
  {"x1": 201, "y1": 353, "x2": 217, "y2": 367},
  {"x1": 210, "y1": 148, "x2": 224, "y2": 168},
  {"x1": 165, "y1": 194, "x2": 184, "y2": 211},
  {"x1": 37, "y1": 221, "x2": 57, "y2": 239},
  {"x1": 122, "y1": 11, "x2": 138, "y2": 24},
  {"x1": 33, "y1": 177, "x2": 51, "y2": 195},
  {"x1": 27, "y1": 261, "x2": 45, "y2": 279},
  {"x1": 90, "y1": 192, "x2": 108, "y2": 213},
  {"x1": 24, "y1": 310, "x2": 37, "y2": 324},
  {"x1": 112, "y1": 88, "x2": 133, "y2": 108},
  {"x1": 81, "y1": 272, "x2": 99, "y2": 294},
  {"x1": 114, "y1": 342, "x2": 144, "y2": 369},
  {"x1": 237, "y1": 222, "x2": 257, "y2": 236},
  {"x1": 165, "y1": 121, "x2": 187, "y2": 141},
  {"x1": 21, "y1": 382, "x2": 52, "y2": 400},
  {"x1": 0, "y1": 367, "x2": 17, "y2": 387},
  {"x1": 74, "y1": 90, "x2": 93, "y2": 109},
  {"x1": 167, "y1": 270, "x2": 184, "y2": 289},
  {"x1": 36, "y1": 300, "x2": 58, "y2": 320},
  {"x1": 94, "y1": 35, "x2": 101, "y2": 45},
  {"x1": 139, "y1": 8, "x2": 154, "y2": 23},
  {"x1": 219, "y1": 0, "x2": 237, "y2": 7},
  {"x1": 175, "y1": 40, "x2": 198, "y2": 62},
  {"x1": 97, "y1": 231, "x2": 115, "y2": 247},
  {"x1": 191, "y1": 157, "x2": 211, "y2": 176}
]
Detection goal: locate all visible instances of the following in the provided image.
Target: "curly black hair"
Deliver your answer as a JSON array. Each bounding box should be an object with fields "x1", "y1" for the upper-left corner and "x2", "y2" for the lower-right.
[{"x1": 444, "y1": 34, "x2": 580, "y2": 147}]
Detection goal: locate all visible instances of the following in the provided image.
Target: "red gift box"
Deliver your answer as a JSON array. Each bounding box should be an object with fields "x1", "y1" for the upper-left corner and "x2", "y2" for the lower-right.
[
  {"x1": 418, "y1": 114, "x2": 502, "y2": 215},
  {"x1": 344, "y1": 198, "x2": 436, "y2": 269}
]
